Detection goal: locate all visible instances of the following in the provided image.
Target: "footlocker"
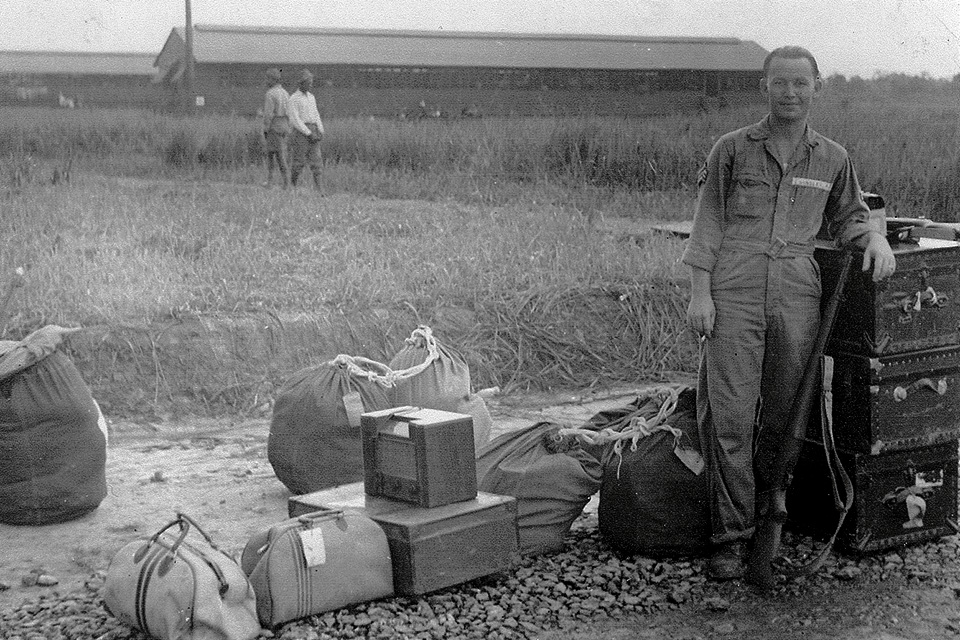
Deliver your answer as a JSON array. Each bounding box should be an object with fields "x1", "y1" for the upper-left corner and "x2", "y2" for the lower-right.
[
  {"x1": 787, "y1": 439, "x2": 959, "y2": 553},
  {"x1": 815, "y1": 239, "x2": 960, "y2": 356}
]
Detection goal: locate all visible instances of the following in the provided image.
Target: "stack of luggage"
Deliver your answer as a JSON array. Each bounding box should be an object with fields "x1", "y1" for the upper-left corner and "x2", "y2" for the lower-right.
[
  {"x1": 788, "y1": 235, "x2": 960, "y2": 552},
  {"x1": 289, "y1": 406, "x2": 519, "y2": 596}
]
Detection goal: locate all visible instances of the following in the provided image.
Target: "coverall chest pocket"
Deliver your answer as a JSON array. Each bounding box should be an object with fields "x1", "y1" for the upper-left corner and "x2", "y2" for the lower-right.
[
  {"x1": 728, "y1": 172, "x2": 772, "y2": 219},
  {"x1": 790, "y1": 177, "x2": 833, "y2": 214}
]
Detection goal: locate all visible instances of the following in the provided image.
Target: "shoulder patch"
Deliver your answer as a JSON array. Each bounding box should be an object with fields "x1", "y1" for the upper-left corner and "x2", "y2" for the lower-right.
[{"x1": 697, "y1": 162, "x2": 708, "y2": 187}]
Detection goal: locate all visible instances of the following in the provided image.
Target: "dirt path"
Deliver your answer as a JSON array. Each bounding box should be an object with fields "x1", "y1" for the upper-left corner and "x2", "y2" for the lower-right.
[{"x1": 4, "y1": 386, "x2": 960, "y2": 639}]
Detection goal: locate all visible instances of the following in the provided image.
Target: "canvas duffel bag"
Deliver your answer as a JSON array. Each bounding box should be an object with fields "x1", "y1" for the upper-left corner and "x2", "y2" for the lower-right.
[
  {"x1": 103, "y1": 512, "x2": 261, "y2": 640},
  {"x1": 268, "y1": 355, "x2": 394, "y2": 495},
  {"x1": 0, "y1": 326, "x2": 107, "y2": 526},
  {"x1": 241, "y1": 509, "x2": 394, "y2": 627}
]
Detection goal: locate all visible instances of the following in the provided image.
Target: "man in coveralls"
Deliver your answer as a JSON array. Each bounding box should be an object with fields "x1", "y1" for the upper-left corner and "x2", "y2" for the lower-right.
[{"x1": 682, "y1": 46, "x2": 897, "y2": 580}]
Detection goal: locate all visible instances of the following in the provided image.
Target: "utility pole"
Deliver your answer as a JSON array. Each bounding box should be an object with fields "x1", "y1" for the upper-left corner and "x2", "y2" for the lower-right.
[{"x1": 184, "y1": 0, "x2": 195, "y2": 113}]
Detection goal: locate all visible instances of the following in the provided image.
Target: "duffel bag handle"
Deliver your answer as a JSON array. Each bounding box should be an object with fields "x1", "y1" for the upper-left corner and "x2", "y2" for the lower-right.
[
  {"x1": 133, "y1": 513, "x2": 232, "y2": 595},
  {"x1": 133, "y1": 514, "x2": 190, "y2": 563}
]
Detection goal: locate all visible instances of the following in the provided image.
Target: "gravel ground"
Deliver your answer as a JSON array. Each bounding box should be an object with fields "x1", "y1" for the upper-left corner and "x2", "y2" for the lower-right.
[
  {"x1": 4, "y1": 387, "x2": 960, "y2": 639},
  {"x1": 4, "y1": 512, "x2": 960, "y2": 640}
]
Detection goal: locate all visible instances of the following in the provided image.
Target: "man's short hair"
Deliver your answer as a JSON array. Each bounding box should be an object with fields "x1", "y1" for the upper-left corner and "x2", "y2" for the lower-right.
[{"x1": 763, "y1": 46, "x2": 820, "y2": 79}]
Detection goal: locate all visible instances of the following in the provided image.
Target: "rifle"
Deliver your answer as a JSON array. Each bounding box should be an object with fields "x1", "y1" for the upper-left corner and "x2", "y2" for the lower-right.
[
  {"x1": 744, "y1": 250, "x2": 855, "y2": 591},
  {"x1": 885, "y1": 216, "x2": 960, "y2": 243}
]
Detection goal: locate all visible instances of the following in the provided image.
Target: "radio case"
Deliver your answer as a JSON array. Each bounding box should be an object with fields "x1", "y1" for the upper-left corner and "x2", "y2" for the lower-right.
[{"x1": 361, "y1": 406, "x2": 477, "y2": 508}]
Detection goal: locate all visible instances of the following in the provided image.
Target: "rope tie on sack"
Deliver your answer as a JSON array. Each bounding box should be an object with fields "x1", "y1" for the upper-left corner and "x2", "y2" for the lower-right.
[
  {"x1": 331, "y1": 354, "x2": 398, "y2": 388},
  {"x1": 388, "y1": 325, "x2": 441, "y2": 382},
  {"x1": 329, "y1": 326, "x2": 441, "y2": 389},
  {"x1": 556, "y1": 386, "x2": 683, "y2": 478}
]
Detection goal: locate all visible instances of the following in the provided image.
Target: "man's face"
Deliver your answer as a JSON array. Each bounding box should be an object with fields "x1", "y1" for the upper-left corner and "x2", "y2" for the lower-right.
[
  {"x1": 762, "y1": 56, "x2": 821, "y2": 123},
  {"x1": 299, "y1": 78, "x2": 312, "y2": 93}
]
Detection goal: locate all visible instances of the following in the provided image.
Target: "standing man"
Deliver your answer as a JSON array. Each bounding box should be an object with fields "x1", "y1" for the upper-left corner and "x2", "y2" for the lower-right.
[
  {"x1": 262, "y1": 67, "x2": 290, "y2": 188},
  {"x1": 682, "y1": 46, "x2": 896, "y2": 580},
  {"x1": 288, "y1": 69, "x2": 325, "y2": 190}
]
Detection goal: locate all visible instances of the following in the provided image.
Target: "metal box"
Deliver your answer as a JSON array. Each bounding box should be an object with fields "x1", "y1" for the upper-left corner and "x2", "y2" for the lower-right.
[
  {"x1": 361, "y1": 406, "x2": 477, "y2": 508},
  {"x1": 787, "y1": 439, "x2": 959, "y2": 553},
  {"x1": 808, "y1": 346, "x2": 960, "y2": 453},
  {"x1": 288, "y1": 482, "x2": 519, "y2": 596},
  {"x1": 815, "y1": 239, "x2": 960, "y2": 356}
]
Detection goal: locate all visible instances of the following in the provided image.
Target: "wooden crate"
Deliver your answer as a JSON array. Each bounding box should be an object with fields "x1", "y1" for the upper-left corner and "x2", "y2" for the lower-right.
[{"x1": 289, "y1": 482, "x2": 519, "y2": 595}]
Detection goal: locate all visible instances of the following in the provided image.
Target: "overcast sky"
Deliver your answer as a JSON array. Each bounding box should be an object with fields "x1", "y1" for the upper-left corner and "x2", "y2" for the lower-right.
[{"x1": 1, "y1": 0, "x2": 958, "y2": 79}]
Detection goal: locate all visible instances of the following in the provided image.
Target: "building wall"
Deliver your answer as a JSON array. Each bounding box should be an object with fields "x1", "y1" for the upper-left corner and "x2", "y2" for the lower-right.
[
  {"x1": 0, "y1": 73, "x2": 163, "y2": 109},
  {"x1": 181, "y1": 63, "x2": 763, "y2": 118}
]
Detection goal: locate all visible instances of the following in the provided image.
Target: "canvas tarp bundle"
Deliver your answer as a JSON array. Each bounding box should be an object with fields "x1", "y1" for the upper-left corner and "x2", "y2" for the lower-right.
[
  {"x1": 476, "y1": 421, "x2": 603, "y2": 556},
  {"x1": 594, "y1": 386, "x2": 710, "y2": 557},
  {"x1": 389, "y1": 325, "x2": 491, "y2": 450},
  {"x1": 0, "y1": 326, "x2": 107, "y2": 526},
  {"x1": 268, "y1": 355, "x2": 393, "y2": 495}
]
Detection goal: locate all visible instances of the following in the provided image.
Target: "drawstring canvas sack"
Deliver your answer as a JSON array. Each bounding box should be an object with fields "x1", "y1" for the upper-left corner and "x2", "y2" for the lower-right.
[
  {"x1": 592, "y1": 385, "x2": 710, "y2": 557},
  {"x1": 268, "y1": 355, "x2": 393, "y2": 495},
  {"x1": 476, "y1": 421, "x2": 603, "y2": 556},
  {"x1": 0, "y1": 326, "x2": 107, "y2": 525},
  {"x1": 389, "y1": 326, "x2": 491, "y2": 449}
]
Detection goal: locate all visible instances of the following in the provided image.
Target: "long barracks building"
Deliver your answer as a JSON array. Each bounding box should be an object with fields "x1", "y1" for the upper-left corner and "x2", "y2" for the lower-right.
[{"x1": 155, "y1": 24, "x2": 769, "y2": 117}]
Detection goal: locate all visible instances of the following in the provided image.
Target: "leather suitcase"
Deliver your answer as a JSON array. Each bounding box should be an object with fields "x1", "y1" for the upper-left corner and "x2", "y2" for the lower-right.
[
  {"x1": 241, "y1": 509, "x2": 394, "y2": 627},
  {"x1": 807, "y1": 346, "x2": 960, "y2": 453},
  {"x1": 787, "y1": 439, "x2": 959, "y2": 553},
  {"x1": 289, "y1": 482, "x2": 519, "y2": 595},
  {"x1": 815, "y1": 239, "x2": 960, "y2": 356},
  {"x1": 361, "y1": 406, "x2": 477, "y2": 508}
]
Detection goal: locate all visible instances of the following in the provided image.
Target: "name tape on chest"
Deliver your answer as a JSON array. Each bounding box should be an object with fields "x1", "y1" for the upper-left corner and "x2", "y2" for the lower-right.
[{"x1": 791, "y1": 177, "x2": 833, "y2": 192}]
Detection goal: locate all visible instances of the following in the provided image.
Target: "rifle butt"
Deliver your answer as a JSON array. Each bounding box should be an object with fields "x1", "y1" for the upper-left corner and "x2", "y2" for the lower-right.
[{"x1": 745, "y1": 490, "x2": 787, "y2": 591}]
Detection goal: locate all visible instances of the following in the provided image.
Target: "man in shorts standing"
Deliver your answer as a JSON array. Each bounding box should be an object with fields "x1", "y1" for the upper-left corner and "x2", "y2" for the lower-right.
[{"x1": 262, "y1": 68, "x2": 290, "y2": 188}]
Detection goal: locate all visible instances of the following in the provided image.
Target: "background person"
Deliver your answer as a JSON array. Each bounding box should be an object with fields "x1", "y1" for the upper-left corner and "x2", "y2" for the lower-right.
[
  {"x1": 288, "y1": 69, "x2": 325, "y2": 190},
  {"x1": 682, "y1": 45, "x2": 896, "y2": 581},
  {"x1": 262, "y1": 67, "x2": 290, "y2": 188}
]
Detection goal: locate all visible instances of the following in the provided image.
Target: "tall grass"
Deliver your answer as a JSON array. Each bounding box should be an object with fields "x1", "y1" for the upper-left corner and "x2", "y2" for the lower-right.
[
  {"x1": 2, "y1": 92, "x2": 957, "y2": 217},
  {"x1": 0, "y1": 177, "x2": 693, "y2": 392},
  {"x1": 1, "y1": 92, "x2": 957, "y2": 401}
]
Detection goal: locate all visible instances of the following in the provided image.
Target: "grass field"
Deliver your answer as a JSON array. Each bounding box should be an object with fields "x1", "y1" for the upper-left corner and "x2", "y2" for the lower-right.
[{"x1": 1, "y1": 87, "x2": 957, "y2": 409}]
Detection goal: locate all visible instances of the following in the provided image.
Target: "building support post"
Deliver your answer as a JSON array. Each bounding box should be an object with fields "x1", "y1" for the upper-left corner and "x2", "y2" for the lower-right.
[{"x1": 183, "y1": 0, "x2": 195, "y2": 114}]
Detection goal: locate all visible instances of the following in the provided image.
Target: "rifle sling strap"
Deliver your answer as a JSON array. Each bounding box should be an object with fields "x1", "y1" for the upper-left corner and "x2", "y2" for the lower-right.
[{"x1": 783, "y1": 354, "x2": 854, "y2": 577}]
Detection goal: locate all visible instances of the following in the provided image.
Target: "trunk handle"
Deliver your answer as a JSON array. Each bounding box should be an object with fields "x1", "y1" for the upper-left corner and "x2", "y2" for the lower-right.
[{"x1": 893, "y1": 377, "x2": 947, "y2": 401}]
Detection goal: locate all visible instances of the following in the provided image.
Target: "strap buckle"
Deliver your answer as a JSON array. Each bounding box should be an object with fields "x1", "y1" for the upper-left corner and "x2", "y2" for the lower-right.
[{"x1": 764, "y1": 237, "x2": 789, "y2": 259}]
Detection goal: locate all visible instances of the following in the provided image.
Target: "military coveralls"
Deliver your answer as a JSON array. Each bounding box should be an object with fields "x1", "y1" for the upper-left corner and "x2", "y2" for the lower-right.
[{"x1": 681, "y1": 116, "x2": 876, "y2": 546}]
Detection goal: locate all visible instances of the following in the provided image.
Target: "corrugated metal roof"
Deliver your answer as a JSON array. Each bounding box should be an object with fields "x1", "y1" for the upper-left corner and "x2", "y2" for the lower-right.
[
  {"x1": 160, "y1": 24, "x2": 766, "y2": 72},
  {"x1": 0, "y1": 50, "x2": 156, "y2": 76}
]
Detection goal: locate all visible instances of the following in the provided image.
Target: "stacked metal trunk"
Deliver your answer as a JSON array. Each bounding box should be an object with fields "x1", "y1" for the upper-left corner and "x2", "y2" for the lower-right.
[{"x1": 788, "y1": 238, "x2": 960, "y2": 553}]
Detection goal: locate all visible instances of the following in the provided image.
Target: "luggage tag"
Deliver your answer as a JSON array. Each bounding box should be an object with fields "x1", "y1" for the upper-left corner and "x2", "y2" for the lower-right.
[
  {"x1": 674, "y1": 444, "x2": 704, "y2": 476},
  {"x1": 299, "y1": 527, "x2": 327, "y2": 567},
  {"x1": 343, "y1": 391, "x2": 364, "y2": 428}
]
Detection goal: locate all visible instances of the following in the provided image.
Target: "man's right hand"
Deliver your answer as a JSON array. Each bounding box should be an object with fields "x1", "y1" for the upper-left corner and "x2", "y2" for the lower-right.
[{"x1": 687, "y1": 293, "x2": 716, "y2": 340}]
